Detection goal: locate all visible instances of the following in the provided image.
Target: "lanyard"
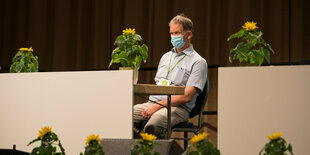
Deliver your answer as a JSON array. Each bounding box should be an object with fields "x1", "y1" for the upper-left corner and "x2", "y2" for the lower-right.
[{"x1": 166, "y1": 49, "x2": 194, "y2": 79}]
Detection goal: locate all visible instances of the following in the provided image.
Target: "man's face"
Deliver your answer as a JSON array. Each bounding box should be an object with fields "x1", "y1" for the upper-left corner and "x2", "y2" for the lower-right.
[
  {"x1": 170, "y1": 23, "x2": 185, "y2": 37},
  {"x1": 169, "y1": 22, "x2": 191, "y2": 42}
]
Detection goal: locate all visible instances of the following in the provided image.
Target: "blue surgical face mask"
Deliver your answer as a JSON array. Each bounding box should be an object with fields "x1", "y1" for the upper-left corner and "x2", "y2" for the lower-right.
[{"x1": 171, "y1": 35, "x2": 185, "y2": 49}]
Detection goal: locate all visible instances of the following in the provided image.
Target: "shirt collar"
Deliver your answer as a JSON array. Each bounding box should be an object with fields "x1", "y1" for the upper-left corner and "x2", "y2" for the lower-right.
[{"x1": 171, "y1": 46, "x2": 194, "y2": 56}]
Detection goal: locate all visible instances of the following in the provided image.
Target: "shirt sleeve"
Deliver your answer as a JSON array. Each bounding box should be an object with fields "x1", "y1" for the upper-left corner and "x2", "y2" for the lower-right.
[{"x1": 186, "y1": 59, "x2": 208, "y2": 93}]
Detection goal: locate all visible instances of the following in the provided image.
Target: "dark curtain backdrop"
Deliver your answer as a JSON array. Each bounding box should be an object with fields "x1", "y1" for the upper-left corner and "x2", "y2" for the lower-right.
[
  {"x1": 1, "y1": 0, "x2": 310, "y2": 145},
  {"x1": 1, "y1": 0, "x2": 309, "y2": 72}
]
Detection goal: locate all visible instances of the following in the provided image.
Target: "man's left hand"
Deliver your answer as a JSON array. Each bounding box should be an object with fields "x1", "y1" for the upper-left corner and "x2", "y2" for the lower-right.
[{"x1": 142, "y1": 104, "x2": 161, "y2": 119}]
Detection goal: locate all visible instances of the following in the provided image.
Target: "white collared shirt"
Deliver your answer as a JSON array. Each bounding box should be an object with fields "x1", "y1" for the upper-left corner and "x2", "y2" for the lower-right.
[{"x1": 149, "y1": 46, "x2": 208, "y2": 111}]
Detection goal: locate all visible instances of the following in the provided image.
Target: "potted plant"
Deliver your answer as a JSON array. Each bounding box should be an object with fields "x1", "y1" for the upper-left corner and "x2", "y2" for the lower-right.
[
  {"x1": 10, "y1": 47, "x2": 39, "y2": 72},
  {"x1": 108, "y1": 28, "x2": 148, "y2": 83},
  {"x1": 227, "y1": 21, "x2": 274, "y2": 66},
  {"x1": 27, "y1": 126, "x2": 65, "y2": 155},
  {"x1": 81, "y1": 134, "x2": 105, "y2": 155},
  {"x1": 259, "y1": 132, "x2": 293, "y2": 155},
  {"x1": 182, "y1": 132, "x2": 220, "y2": 155},
  {"x1": 131, "y1": 132, "x2": 160, "y2": 155}
]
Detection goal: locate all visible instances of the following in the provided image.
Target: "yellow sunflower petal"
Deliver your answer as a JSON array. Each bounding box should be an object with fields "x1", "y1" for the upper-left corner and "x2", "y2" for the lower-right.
[
  {"x1": 140, "y1": 133, "x2": 157, "y2": 141},
  {"x1": 189, "y1": 132, "x2": 208, "y2": 143},
  {"x1": 122, "y1": 28, "x2": 136, "y2": 36},
  {"x1": 85, "y1": 134, "x2": 102, "y2": 145},
  {"x1": 38, "y1": 126, "x2": 52, "y2": 138},
  {"x1": 268, "y1": 132, "x2": 282, "y2": 140},
  {"x1": 242, "y1": 21, "x2": 258, "y2": 31}
]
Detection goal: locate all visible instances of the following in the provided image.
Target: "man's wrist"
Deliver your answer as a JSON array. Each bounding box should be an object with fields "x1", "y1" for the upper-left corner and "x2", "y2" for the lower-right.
[{"x1": 156, "y1": 101, "x2": 165, "y2": 109}]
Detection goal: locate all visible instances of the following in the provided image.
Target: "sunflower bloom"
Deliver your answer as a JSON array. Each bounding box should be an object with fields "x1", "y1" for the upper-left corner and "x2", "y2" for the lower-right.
[
  {"x1": 19, "y1": 47, "x2": 33, "y2": 52},
  {"x1": 122, "y1": 28, "x2": 136, "y2": 36},
  {"x1": 38, "y1": 126, "x2": 53, "y2": 138},
  {"x1": 189, "y1": 132, "x2": 208, "y2": 143},
  {"x1": 242, "y1": 21, "x2": 258, "y2": 31},
  {"x1": 19, "y1": 48, "x2": 26, "y2": 51},
  {"x1": 268, "y1": 132, "x2": 282, "y2": 140},
  {"x1": 85, "y1": 134, "x2": 102, "y2": 145},
  {"x1": 140, "y1": 133, "x2": 157, "y2": 141}
]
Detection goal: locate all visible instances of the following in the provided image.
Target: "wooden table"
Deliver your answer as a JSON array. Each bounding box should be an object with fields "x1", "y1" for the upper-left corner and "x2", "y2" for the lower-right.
[{"x1": 134, "y1": 84, "x2": 185, "y2": 138}]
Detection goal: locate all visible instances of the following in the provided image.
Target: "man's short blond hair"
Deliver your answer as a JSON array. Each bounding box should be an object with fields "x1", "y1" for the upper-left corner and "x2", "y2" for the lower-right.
[{"x1": 169, "y1": 14, "x2": 194, "y2": 33}]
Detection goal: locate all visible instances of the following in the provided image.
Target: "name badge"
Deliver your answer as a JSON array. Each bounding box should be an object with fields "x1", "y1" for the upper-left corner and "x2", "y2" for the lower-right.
[{"x1": 159, "y1": 78, "x2": 171, "y2": 86}]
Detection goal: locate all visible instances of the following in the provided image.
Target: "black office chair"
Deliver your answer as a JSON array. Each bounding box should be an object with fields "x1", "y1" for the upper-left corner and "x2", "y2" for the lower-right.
[
  {"x1": 171, "y1": 78, "x2": 209, "y2": 148},
  {"x1": 136, "y1": 79, "x2": 210, "y2": 148}
]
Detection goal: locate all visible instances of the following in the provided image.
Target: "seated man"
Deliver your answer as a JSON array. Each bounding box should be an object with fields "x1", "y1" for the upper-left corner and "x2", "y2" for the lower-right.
[{"x1": 134, "y1": 14, "x2": 208, "y2": 138}]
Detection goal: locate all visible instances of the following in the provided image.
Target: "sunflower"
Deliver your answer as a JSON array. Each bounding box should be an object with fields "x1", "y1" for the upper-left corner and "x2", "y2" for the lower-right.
[
  {"x1": 242, "y1": 21, "x2": 258, "y2": 31},
  {"x1": 122, "y1": 28, "x2": 136, "y2": 36},
  {"x1": 19, "y1": 47, "x2": 33, "y2": 52},
  {"x1": 85, "y1": 134, "x2": 102, "y2": 145},
  {"x1": 268, "y1": 132, "x2": 282, "y2": 140},
  {"x1": 38, "y1": 126, "x2": 53, "y2": 138},
  {"x1": 189, "y1": 132, "x2": 208, "y2": 143},
  {"x1": 140, "y1": 133, "x2": 157, "y2": 141}
]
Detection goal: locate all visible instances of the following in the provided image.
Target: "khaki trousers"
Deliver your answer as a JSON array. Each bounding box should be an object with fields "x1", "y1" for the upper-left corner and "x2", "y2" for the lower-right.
[{"x1": 134, "y1": 102, "x2": 189, "y2": 138}]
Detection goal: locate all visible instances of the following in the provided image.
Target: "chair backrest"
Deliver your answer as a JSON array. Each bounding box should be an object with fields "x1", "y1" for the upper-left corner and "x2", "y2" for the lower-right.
[{"x1": 189, "y1": 78, "x2": 209, "y2": 118}]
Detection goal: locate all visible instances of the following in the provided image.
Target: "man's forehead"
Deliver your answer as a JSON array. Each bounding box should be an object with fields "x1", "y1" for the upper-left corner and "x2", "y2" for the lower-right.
[{"x1": 170, "y1": 23, "x2": 183, "y2": 31}]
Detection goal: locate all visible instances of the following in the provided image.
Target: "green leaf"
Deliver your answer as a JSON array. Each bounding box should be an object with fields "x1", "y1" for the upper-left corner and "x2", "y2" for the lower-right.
[
  {"x1": 28, "y1": 137, "x2": 41, "y2": 146},
  {"x1": 227, "y1": 29, "x2": 245, "y2": 41},
  {"x1": 249, "y1": 30, "x2": 262, "y2": 39},
  {"x1": 229, "y1": 48, "x2": 237, "y2": 58},
  {"x1": 31, "y1": 147, "x2": 39, "y2": 154},
  {"x1": 229, "y1": 56, "x2": 233, "y2": 63},
  {"x1": 134, "y1": 55, "x2": 142, "y2": 68},
  {"x1": 133, "y1": 34, "x2": 143, "y2": 42},
  {"x1": 261, "y1": 47, "x2": 271, "y2": 63},
  {"x1": 238, "y1": 55, "x2": 244, "y2": 62},
  {"x1": 264, "y1": 42, "x2": 275, "y2": 54},
  {"x1": 32, "y1": 57, "x2": 39, "y2": 72},
  {"x1": 12, "y1": 57, "x2": 18, "y2": 63},
  {"x1": 15, "y1": 62, "x2": 23, "y2": 72},
  {"x1": 16, "y1": 51, "x2": 23, "y2": 56},
  {"x1": 139, "y1": 44, "x2": 148, "y2": 62},
  {"x1": 114, "y1": 35, "x2": 124, "y2": 46},
  {"x1": 111, "y1": 47, "x2": 120, "y2": 57},
  {"x1": 22, "y1": 56, "x2": 30, "y2": 66},
  {"x1": 58, "y1": 140, "x2": 65, "y2": 154},
  {"x1": 9, "y1": 63, "x2": 16, "y2": 73},
  {"x1": 117, "y1": 58, "x2": 130, "y2": 67},
  {"x1": 127, "y1": 47, "x2": 138, "y2": 58}
]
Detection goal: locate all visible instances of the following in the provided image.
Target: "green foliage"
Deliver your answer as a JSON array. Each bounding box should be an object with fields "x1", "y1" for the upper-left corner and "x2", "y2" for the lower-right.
[
  {"x1": 27, "y1": 132, "x2": 65, "y2": 155},
  {"x1": 227, "y1": 28, "x2": 274, "y2": 66},
  {"x1": 80, "y1": 140, "x2": 105, "y2": 155},
  {"x1": 259, "y1": 137, "x2": 293, "y2": 155},
  {"x1": 182, "y1": 140, "x2": 220, "y2": 155},
  {"x1": 10, "y1": 47, "x2": 39, "y2": 73},
  {"x1": 131, "y1": 139, "x2": 160, "y2": 155},
  {"x1": 109, "y1": 32, "x2": 148, "y2": 69}
]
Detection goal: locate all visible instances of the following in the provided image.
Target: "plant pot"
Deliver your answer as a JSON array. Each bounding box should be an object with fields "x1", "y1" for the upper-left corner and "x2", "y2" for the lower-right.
[{"x1": 119, "y1": 67, "x2": 138, "y2": 84}]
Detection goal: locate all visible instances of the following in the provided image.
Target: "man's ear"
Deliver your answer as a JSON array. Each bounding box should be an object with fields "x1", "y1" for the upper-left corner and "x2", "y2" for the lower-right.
[{"x1": 186, "y1": 31, "x2": 192, "y2": 39}]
